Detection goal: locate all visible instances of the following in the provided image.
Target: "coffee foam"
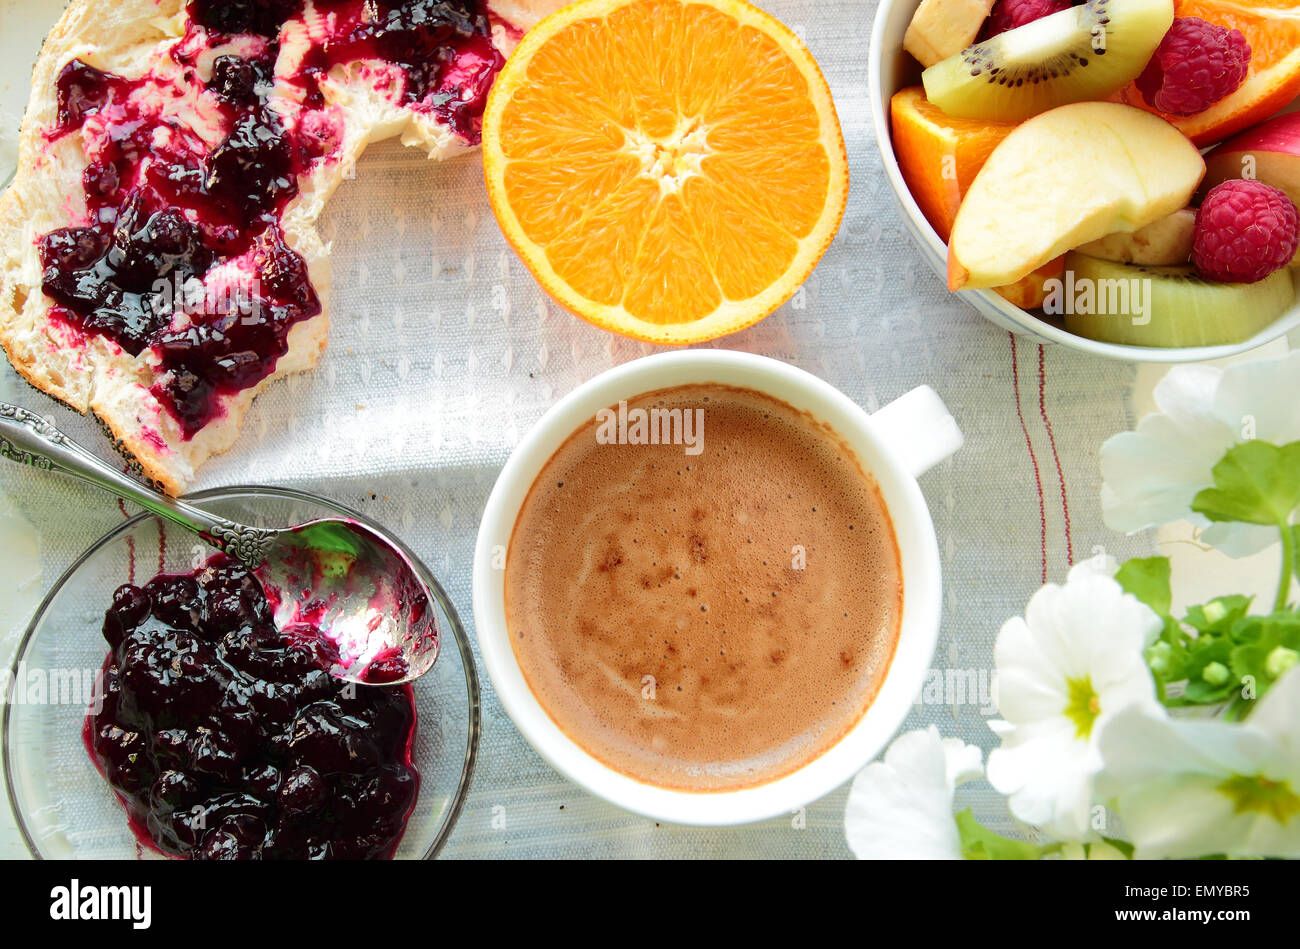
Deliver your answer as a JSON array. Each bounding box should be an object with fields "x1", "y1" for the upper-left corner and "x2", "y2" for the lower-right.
[{"x1": 504, "y1": 384, "x2": 903, "y2": 791}]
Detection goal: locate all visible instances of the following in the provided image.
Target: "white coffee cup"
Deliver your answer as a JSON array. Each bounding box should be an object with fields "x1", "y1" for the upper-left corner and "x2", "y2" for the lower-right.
[{"x1": 472, "y1": 350, "x2": 962, "y2": 825}]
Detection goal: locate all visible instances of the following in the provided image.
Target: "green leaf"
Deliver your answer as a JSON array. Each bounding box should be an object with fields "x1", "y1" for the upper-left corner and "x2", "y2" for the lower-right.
[
  {"x1": 1098, "y1": 837, "x2": 1136, "y2": 860},
  {"x1": 1118, "y1": 558, "x2": 1194, "y2": 700},
  {"x1": 1293, "y1": 527, "x2": 1300, "y2": 585},
  {"x1": 1116, "y1": 557, "x2": 1173, "y2": 616},
  {"x1": 1191, "y1": 441, "x2": 1300, "y2": 527},
  {"x1": 1097, "y1": 837, "x2": 1138, "y2": 857},
  {"x1": 954, "y1": 809, "x2": 1047, "y2": 860},
  {"x1": 1229, "y1": 609, "x2": 1300, "y2": 645},
  {"x1": 1284, "y1": 525, "x2": 1300, "y2": 611},
  {"x1": 1185, "y1": 595, "x2": 1253, "y2": 638},
  {"x1": 1230, "y1": 611, "x2": 1300, "y2": 699}
]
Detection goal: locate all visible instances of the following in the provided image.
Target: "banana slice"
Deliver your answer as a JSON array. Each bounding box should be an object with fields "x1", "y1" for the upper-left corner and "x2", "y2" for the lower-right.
[
  {"x1": 904, "y1": 0, "x2": 997, "y2": 68},
  {"x1": 1076, "y1": 209, "x2": 1197, "y2": 267}
]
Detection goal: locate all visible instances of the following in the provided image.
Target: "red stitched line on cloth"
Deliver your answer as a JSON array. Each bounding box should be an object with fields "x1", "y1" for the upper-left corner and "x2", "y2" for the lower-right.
[
  {"x1": 1009, "y1": 332, "x2": 1047, "y2": 584},
  {"x1": 1037, "y1": 345, "x2": 1074, "y2": 567}
]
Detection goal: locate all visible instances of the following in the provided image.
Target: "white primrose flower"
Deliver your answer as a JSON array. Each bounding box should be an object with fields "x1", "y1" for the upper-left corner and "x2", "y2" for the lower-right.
[
  {"x1": 1100, "y1": 350, "x2": 1300, "y2": 557},
  {"x1": 844, "y1": 725, "x2": 983, "y2": 860},
  {"x1": 1097, "y1": 668, "x2": 1300, "y2": 859},
  {"x1": 986, "y1": 555, "x2": 1164, "y2": 841}
]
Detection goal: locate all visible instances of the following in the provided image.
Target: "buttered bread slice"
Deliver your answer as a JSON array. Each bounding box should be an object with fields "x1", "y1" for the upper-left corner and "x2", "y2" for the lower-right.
[{"x1": 0, "y1": 0, "x2": 565, "y2": 493}]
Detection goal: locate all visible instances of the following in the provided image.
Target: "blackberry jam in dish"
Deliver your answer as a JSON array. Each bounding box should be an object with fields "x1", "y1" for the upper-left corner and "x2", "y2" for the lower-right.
[{"x1": 86, "y1": 554, "x2": 420, "y2": 860}]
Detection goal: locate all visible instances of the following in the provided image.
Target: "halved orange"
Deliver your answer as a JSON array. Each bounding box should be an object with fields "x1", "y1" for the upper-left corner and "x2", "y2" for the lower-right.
[
  {"x1": 482, "y1": 0, "x2": 849, "y2": 344},
  {"x1": 1120, "y1": 0, "x2": 1300, "y2": 147}
]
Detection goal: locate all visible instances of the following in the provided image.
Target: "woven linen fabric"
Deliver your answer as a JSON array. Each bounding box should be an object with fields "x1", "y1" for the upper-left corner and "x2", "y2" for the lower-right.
[{"x1": 0, "y1": 0, "x2": 1155, "y2": 858}]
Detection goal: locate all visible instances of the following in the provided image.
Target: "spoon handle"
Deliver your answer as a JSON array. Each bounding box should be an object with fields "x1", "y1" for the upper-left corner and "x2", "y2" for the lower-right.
[{"x1": 0, "y1": 403, "x2": 274, "y2": 566}]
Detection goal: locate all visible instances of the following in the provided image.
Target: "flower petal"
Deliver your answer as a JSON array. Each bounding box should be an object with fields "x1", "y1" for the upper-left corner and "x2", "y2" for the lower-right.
[
  {"x1": 988, "y1": 560, "x2": 1160, "y2": 841},
  {"x1": 1214, "y1": 351, "x2": 1300, "y2": 448},
  {"x1": 1100, "y1": 422, "x2": 1232, "y2": 534},
  {"x1": 1099, "y1": 353, "x2": 1300, "y2": 551},
  {"x1": 1097, "y1": 696, "x2": 1300, "y2": 859},
  {"x1": 1200, "y1": 521, "x2": 1286, "y2": 559},
  {"x1": 988, "y1": 722, "x2": 1097, "y2": 840},
  {"x1": 1151, "y1": 364, "x2": 1226, "y2": 432},
  {"x1": 844, "y1": 726, "x2": 980, "y2": 860},
  {"x1": 941, "y1": 735, "x2": 985, "y2": 788},
  {"x1": 1106, "y1": 774, "x2": 1300, "y2": 859},
  {"x1": 1003, "y1": 567, "x2": 1159, "y2": 709},
  {"x1": 1097, "y1": 703, "x2": 1262, "y2": 789},
  {"x1": 994, "y1": 616, "x2": 1069, "y2": 724},
  {"x1": 1238, "y1": 667, "x2": 1300, "y2": 746}
]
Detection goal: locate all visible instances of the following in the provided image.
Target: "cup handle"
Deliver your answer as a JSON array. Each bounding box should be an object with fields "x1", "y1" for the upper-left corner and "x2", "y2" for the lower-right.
[{"x1": 868, "y1": 386, "x2": 963, "y2": 479}]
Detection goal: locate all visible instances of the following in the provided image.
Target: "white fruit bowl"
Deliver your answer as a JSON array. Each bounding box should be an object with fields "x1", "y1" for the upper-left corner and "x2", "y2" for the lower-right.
[{"x1": 868, "y1": 0, "x2": 1300, "y2": 363}]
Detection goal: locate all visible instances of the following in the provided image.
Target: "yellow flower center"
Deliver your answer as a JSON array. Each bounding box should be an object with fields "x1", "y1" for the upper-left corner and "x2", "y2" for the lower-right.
[
  {"x1": 1218, "y1": 774, "x2": 1300, "y2": 824},
  {"x1": 1063, "y1": 676, "x2": 1100, "y2": 740}
]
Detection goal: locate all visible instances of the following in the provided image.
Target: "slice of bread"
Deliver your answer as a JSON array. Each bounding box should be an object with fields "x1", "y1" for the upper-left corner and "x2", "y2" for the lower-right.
[{"x1": 0, "y1": 0, "x2": 566, "y2": 494}]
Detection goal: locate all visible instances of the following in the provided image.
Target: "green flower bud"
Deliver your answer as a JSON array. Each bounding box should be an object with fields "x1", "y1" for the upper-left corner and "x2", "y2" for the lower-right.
[
  {"x1": 1201, "y1": 600, "x2": 1228, "y2": 626},
  {"x1": 1147, "y1": 641, "x2": 1172, "y2": 676},
  {"x1": 1265, "y1": 646, "x2": 1299, "y2": 681},
  {"x1": 1202, "y1": 661, "x2": 1230, "y2": 686}
]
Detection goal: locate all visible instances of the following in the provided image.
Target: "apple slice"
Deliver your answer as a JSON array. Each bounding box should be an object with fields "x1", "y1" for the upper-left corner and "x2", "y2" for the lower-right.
[
  {"x1": 1076, "y1": 209, "x2": 1196, "y2": 266},
  {"x1": 1059, "y1": 252, "x2": 1294, "y2": 347},
  {"x1": 948, "y1": 102, "x2": 1204, "y2": 290},
  {"x1": 904, "y1": 0, "x2": 998, "y2": 68},
  {"x1": 1201, "y1": 113, "x2": 1300, "y2": 266},
  {"x1": 1202, "y1": 113, "x2": 1300, "y2": 208}
]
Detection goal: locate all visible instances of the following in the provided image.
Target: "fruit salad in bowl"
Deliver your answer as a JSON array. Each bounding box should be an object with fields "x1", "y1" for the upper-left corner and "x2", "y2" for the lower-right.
[{"x1": 870, "y1": 0, "x2": 1300, "y2": 360}]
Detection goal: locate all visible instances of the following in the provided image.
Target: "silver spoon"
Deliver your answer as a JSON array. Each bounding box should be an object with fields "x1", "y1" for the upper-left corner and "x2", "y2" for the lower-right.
[{"x1": 0, "y1": 403, "x2": 437, "y2": 685}]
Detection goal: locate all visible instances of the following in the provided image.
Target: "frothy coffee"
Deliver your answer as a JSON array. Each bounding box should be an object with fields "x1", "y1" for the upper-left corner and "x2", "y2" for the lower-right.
[{"x1": 504, "y1": 384, "x2": 902, "y2": 791}]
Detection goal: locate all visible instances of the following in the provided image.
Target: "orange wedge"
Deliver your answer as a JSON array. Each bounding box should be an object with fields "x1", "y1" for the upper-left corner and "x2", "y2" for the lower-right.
[
  {"x1": 993, "y1": 256, "x2": 1065, "y2": 310},
  {"x1": 482, "y1": 0, "x2": 849, "y2": 344},
  {"x1": 890, "y1": 86, "x2": 1018, "y2": 243},
  {"x1": 1120, "y1": 0, "x2": 1300, "y2": 147},
  {"x1": 890, "y1": 88, "x2": 1058, "y2": 308}
]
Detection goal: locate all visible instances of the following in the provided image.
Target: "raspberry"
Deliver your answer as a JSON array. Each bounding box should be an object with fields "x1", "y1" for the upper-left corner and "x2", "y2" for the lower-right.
[
  {"x1": 982, "y1": 0, "x2": 1074, "y2": 39},
  {"x1": 1136, "y1": 17, "x2": 1251, "y2": 116},
  {"x1": 1192, "y1": 180, "x2": 1300, "y2": 284}
]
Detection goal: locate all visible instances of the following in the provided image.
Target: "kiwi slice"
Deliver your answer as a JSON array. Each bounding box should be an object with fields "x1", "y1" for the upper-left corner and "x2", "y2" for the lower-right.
[
  {"x1": 922, "y1": 0, "x2": 1174, "y2": 122},
  {"x1": 1058, "y1": 252, "x2": 1296, "y2": 348}
]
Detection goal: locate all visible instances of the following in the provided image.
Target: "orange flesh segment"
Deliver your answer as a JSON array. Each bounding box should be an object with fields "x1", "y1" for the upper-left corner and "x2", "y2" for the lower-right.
[
  {"x1": 1121, "y1": 0, "x2": 1300, "y2": 147},
  {"x1": 484, "y1": 0, "x2": 848, "y2": 341},
  {"x1": 890, "y1": 86, "x2": 1018, "y2": 243}
]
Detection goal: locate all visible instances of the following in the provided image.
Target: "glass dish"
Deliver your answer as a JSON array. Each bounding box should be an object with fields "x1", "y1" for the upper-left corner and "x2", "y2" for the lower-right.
[{"x1": 3, "y1": 485, "x2": 479, "y2": 859}]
